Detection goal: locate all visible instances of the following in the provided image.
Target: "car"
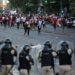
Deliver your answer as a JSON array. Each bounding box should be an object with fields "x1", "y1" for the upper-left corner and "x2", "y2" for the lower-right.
[
  {"x1": 70, "y1": 17, "x2": 75, "y2": 28},
  {"x1": 66, "y1": 17, "x2": 75, "y2": 28}
]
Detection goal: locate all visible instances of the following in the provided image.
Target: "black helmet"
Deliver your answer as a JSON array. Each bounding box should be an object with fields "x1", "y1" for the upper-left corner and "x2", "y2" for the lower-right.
[
  {"x1": 61, "y1": 41, "x2": 69, "y2": 49},
  {"x1": 44, "y1": 41, "x2": 52, "y2": 48},
  {"x1": 5, "y1": 39, "x2": 12, "y2": 45},
  {"x1": 23, "y1": 45, "x2": 31, "y2": 53}
]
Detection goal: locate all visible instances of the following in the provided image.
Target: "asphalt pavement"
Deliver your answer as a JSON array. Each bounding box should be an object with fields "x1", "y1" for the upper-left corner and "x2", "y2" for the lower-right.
[{"x1": 0, "y1": 24, "x2": 75, "y2": 75}]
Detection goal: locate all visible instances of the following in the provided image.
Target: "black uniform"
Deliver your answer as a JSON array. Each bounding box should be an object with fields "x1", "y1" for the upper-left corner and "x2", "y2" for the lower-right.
[
  {"x1": 38, "y1": 41, "x2": 57, "y2": 75},
  {"x1": 19, "y1": 50, "x2": 34, "y2": 74},
  {"x1": 39, "y1": 48, "x2": 55, "y2": 68},
  {"x1": 57, "y1": 41, "x2": 73, "y2": 65},
  {"x1": 1, "y1": 44, "x2": 17, "y2": 65},
  {"x1": 57, "y1": 41, "x2": 73, "y2": 75},
  {"x1": 57, "y1": 49, "x2": 72, "y2": 65}
]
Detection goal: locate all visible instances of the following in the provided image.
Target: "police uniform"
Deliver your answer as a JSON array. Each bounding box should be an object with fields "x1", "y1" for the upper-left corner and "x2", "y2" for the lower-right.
[
  {"x1": 19, "y1": 45, "x2": 34, "y2": 75},
  {"x1": 57, "y1": 42, "x2": 73, "y2": 75},
  {"x1": 0, "y1": 39, "x2": 17, "y2": 75},
  {"x1": 38, "y1": 45, "x2": 57, "y2": 75}
]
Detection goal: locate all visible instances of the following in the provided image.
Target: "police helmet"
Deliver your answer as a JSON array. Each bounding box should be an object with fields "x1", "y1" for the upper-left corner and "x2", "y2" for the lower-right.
[
  {"x1": 61, "y1": 41, "x2": 69, "y2": 49},
  {"x1": 5, "y1": 39, "x2": 12, "y2": 45},
  {"x1": 44, "y1": 41, "x2": 52, "y2": 48},
  {"x1": 23, "y1": 45, "x2": 31, "y2": 53}
]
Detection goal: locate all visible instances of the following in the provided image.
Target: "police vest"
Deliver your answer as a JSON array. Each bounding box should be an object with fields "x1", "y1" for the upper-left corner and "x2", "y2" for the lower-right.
[
  {"x1": 41, "y1": 50, "x2": 54, "y2": 67},
  {"x1": 19, "y1": 52, "x2": 31, "y2": 70},
  {"x1": 1, "y1": 45, "x2": 14, "y2": 65},
  {"x1": 58, "y1": 49, "x2": 72, "y2": 65}
]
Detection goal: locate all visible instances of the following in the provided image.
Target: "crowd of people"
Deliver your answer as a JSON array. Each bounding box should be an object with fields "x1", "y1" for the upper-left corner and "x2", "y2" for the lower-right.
[
  {"x1": 0, "y1": 13, "x2": 74, "y2": 35},
  {"x1": 0, "y1": 39, "x2": 73, "y2": 75}
]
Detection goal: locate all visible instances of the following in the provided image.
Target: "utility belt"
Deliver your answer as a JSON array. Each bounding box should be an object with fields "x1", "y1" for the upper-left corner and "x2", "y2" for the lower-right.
[
  {"x1": 60, "y1": 64, "x2": 71, "y2": 66},
  {"x1": 42, "y1": 65, "x2": 54, "y2": 69},
  {"x1": 42, "y1": 65, "x2": 53, "y2": 70}
]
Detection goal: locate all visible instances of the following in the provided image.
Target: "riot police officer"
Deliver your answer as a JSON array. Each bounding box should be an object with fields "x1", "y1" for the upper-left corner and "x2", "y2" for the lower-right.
[
  {"x1": 57, "y1": 41, "x2": 73, "y2": 75},
  {"x1": 38, "y1": 41, "x2": 57, "y2": 75},
  {"x1": 18, "y1": 45, "x2": 34, "y2": 75},
  {"x1": 0, "y1": 39, "x2": 17, "y2": 75}
]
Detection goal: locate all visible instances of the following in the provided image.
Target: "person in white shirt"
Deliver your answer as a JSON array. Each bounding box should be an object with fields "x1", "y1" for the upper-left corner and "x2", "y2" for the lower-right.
[
  {"x1": 16, "y1": 16, "x2": 21, "y2": 29},
  {"x1": 21, "y1": 16, "x2": 26, "y2": 27},
  {"x1": 37, "y1": 19, "x2": 42, "y2": 34}
]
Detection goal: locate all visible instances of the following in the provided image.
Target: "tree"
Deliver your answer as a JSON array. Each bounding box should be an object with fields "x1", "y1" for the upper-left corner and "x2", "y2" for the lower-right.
[
  {"x1": 69, "y1": 0, "x2": 75, "y2": 16},
  {"x1": 9, "y1": 0, "x2": 72, "y2": 14},
  {"x1": 9, "y1": 0, "x2": 39, "y2": 13}
]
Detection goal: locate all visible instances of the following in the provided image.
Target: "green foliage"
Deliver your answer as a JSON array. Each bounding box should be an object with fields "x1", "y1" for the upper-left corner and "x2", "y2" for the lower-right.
[
  {"x1": 9, "y1": 0, "x2": 71, "y2": 14},
  {"x1": 9, "y1": 0, "x2": 38, "y2": 13},
  {"x1": 44, "y1": 0, "x2": 48, "y2": 3}
]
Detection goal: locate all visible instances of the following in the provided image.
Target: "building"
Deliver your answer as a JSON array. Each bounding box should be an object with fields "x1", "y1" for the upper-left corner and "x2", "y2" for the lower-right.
[{"x1": 0, "y1": 0, "x2": 8, "y2": 10}]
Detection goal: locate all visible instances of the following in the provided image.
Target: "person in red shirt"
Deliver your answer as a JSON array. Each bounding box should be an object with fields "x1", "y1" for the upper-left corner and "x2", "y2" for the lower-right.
[
  {"x1": 8, "y1": 15, "x2": 13, "y2": 27},
  {"x1": 52, "y1": 15, "x2": 57, "y2": 30},
  {"x1": 47, "y1": 16, "x2": 51, "y2": 24}
]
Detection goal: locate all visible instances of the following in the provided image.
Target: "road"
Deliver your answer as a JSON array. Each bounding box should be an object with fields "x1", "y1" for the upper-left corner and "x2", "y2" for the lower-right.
[{"x1": 0, "y1": 25, "x2": 75, "y2": 75}]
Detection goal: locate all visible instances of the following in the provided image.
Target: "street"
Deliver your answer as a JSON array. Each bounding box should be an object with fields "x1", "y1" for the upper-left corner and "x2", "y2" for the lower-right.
[{"x1": 0, "y1": 25, "x2": 75, "y2": 75}]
